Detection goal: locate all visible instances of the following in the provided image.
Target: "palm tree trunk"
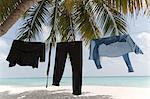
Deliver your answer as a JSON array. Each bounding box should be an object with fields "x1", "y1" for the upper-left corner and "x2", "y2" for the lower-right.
[{"x1": 0, "y1": 0, "x2": 39, "y2": 36}]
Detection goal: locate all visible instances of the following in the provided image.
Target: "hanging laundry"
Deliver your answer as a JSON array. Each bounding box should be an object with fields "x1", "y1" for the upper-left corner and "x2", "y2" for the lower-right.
[
  {"x1": 52, "y1": 41, "x2": 82, "y2": 95},
  {"x1": 6, "y1": 40, "x2": 45, "y2": 68},
  {"x1": 89, "y1": 35, "x2": 143, "y2": 72}
]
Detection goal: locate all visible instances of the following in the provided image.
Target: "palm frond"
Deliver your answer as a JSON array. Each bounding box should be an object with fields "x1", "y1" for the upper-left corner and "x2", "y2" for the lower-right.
[
  {"x1": 58, "y1": 2, "x2": 76, "y2": 42},
  {"x1": 0, "y1": 0, "x2": 23, "y2": 25},
  {"x1": 74, "y1": 2, "x2": 102, "y2": 44},
  {"x1": 64, "y1": 0, "x2": 74, "y2": 15},
  {"x1": 46, "y1": 0, "x2": 59, "y2": 45},
  {"x1": 17, "y1": 0, "x2": 51, "y2": 41},
  {"x1": 47, "y1": 0, "x2": 77, "y2": 43},
  {"x1": 144, "y1": 0, "x2": 150, "y2": 16},
  {"x1": 88, "y1": 1, "x2": 127, "y2": 37},
  {"x1": 102, "y1": 0, "x2": 150, "y2": 15},
  {"x1": 3, "y1": 0, "x2": 147, "y2": 46}
]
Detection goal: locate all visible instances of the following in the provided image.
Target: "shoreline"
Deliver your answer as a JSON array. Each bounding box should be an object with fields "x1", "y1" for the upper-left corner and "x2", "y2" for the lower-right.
[{"x1": 0, "y1": 85, "x2": 150, "y2": 99}]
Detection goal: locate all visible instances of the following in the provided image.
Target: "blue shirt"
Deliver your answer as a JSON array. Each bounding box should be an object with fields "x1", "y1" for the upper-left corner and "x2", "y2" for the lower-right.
[{"x1": 89, "y1": 35, "x2": 143, "y2": 72}]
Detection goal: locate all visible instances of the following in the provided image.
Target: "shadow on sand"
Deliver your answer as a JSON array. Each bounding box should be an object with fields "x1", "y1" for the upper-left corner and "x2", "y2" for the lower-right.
[{"x1": 0, "y1": 89, "x2": 114, "y2": 99}]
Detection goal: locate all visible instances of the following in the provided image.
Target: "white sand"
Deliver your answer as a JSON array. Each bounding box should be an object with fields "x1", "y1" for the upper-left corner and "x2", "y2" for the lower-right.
[{"x1": 0, "y1": 85, "x2": 150, "y2": 99}]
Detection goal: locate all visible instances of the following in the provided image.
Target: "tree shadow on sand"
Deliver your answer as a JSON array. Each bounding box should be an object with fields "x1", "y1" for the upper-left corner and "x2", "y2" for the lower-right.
[{"x1": 0, "y1": 89, "x2": 114, "y2": 99}]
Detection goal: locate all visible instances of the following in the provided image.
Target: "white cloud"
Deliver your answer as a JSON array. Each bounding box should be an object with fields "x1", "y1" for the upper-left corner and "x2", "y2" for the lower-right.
[
  {"x1": 137, "y1": 32, "x2": 150, "y2": 47},
  {"x1": 0, "y1": 53, "x2": 7, "y2": 60},
  {"x1": 0, "y1": 39, "x2": 9, "y2": 60},
  {"x1": 136, "y1": 32, "x2": 150, "y2": 53},
  {"x1": 0, "y1": 39, "x2": 8, "y2": 48}
]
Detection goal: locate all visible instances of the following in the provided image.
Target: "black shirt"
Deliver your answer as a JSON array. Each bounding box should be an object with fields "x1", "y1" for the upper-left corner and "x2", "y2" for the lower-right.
[{"x1": 6, "y1": 40, "x2": 45, "y2": 68}]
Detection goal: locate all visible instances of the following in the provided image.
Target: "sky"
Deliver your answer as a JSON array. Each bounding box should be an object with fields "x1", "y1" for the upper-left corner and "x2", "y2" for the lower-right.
[{"x1": 0, "y1": 12, "x2": 150, "y2": 78}]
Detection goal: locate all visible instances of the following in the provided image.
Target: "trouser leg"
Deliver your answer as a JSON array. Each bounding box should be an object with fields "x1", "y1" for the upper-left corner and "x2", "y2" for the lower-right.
[
  {"x1": 69, "y1": 41, "x2": 82, "y2": 95},
  {"x1": 52, "y1": 43, "x2": 68, "y2": 86},
  {"x1": 123, "y1": 53, "x2": 134, "y2": 72}
]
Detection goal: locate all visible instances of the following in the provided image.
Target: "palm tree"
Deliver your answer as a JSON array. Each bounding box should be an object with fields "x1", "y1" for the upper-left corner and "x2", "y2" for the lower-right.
[
  {"x1": 0, "y1": 0, "x2": 39, "y2": 36},
  {"x1": 0, "y1": 0, "x2": 149, "y2": 44}
]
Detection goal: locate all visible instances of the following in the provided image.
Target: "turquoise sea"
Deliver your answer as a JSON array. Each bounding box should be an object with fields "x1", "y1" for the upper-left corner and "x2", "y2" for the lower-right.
[{"x1": 0, "y1": 76, "x2": 150, "y2": 88}]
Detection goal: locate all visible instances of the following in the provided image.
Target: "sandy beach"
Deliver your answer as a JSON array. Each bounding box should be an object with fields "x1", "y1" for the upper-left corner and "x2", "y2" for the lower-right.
[{"x1": 0, "y1": 85, "x2": 149, "y2": 99}]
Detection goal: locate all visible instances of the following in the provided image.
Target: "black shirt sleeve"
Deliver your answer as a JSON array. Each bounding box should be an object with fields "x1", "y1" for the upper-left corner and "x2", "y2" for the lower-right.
[{"x1": 39, "y1": 43, "x2": 45, "y2": 62}]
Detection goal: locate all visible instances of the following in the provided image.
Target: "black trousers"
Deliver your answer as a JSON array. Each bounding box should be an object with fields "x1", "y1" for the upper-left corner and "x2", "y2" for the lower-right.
[{"x1": 52, "y1": 41, "x2": 82, "y2": 95}]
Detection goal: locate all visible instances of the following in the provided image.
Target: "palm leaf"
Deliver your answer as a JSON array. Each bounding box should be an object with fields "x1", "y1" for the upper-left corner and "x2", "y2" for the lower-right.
[
  {"x1": 14, "y1": 0, "x2": 149, "y2": 46},
  {"x1": 59, "y1": 13, "x2": 75, "y2": 42},
  {"x1": 17, "y1": 0, "x2": 51, "y2": 41},
  {"x1": 88, "y1": 1, "x2": 127, "y2": 37},
  {"x1": 46, "y1": 0, "x2": 59, "y2": 46},
  {"x1": 74, "y1": 2, "x2": 102, "y2": 44},
  {"x1": 64, "y1": 0, "x2": 74, "y2": 15},
  {"x1": 47, "y1": 0, "x2": 76, "y2": 43},
  {"x1": 0, "y1": 0, "x2": 23, "y2": 25},
  {"x1": 102, "y1": 0, "x2": 150, "y2": 15}
]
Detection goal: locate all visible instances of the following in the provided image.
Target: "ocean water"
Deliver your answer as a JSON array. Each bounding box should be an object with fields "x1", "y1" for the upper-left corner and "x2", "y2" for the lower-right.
[{"x1": 0, "y1": 76, "x2": 150, "y2": 88}]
